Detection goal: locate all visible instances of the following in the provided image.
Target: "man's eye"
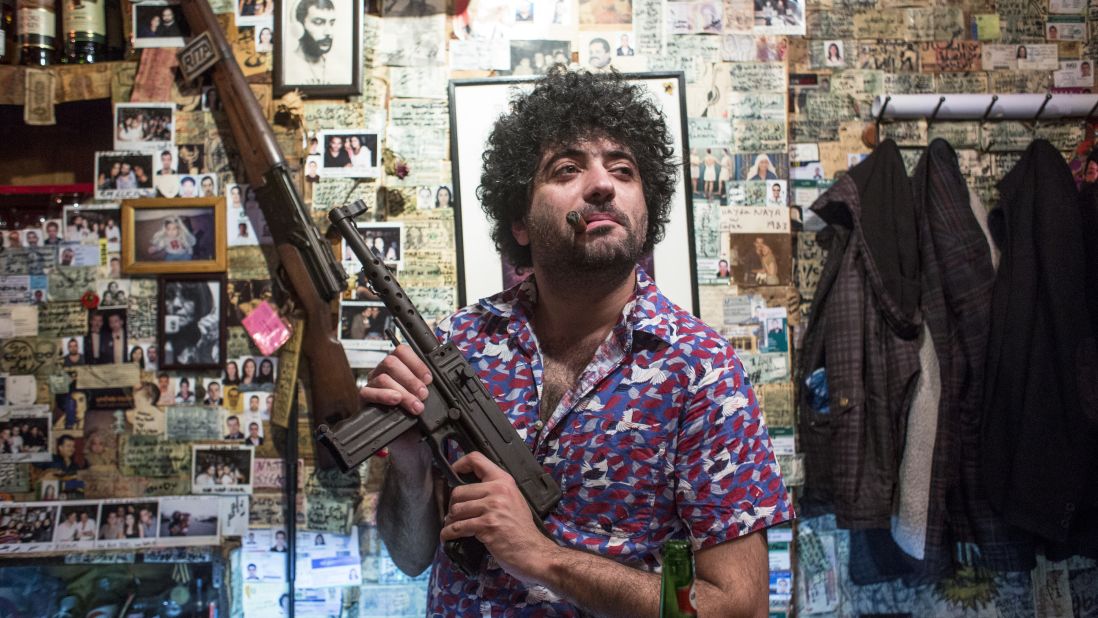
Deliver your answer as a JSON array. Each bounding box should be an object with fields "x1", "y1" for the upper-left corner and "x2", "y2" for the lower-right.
[{"x1": 556, "y1": 164, "x2": 579, "y2": 175}]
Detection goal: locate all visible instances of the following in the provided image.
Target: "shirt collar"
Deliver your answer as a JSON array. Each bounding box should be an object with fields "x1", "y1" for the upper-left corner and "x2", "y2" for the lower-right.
[{"x1": 476, "y1": 266, "x2": 677, "y2": 346}]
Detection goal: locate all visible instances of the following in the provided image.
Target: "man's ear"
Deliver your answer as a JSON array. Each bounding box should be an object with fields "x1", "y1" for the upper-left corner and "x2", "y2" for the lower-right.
[{"x1": 511, "y1": 219, "x2": 530, "y2": 247}]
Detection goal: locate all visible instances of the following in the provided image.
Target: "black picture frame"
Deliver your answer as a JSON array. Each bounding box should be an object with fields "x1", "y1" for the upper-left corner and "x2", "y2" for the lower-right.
[
  {"x1": 157, "y1": 273, "x2": 227, "y2": 371},
  {"x1": 274, "y1": 0, "x2": 362, "y2": 96}
]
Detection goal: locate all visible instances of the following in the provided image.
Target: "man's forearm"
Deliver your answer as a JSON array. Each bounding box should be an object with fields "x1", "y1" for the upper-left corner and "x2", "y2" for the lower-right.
[
  {"x1": 539, "y1": 545, "x2": 758, "y2": 618},
  {"x1": 376, "y1": 441, "x2": 441, "y2": 576}
]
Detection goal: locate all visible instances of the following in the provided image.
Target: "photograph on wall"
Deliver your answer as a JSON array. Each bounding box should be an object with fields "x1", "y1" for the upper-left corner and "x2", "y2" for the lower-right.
[
  {"x1": 158, "y1": 496, "x2": 222, "y2": 544},
  {"x1": 157, "y1": 174, "x2": 220, "y2": 199},
  {"x1": 55, "y1": 242, "x2": 99, "y2": 267},
  {"x1": 275, "y1": 0, "x2": 362, "y2": 95},
  {"x1": 176, "y1": 143, "x2": 207, "y2": 174},
  {"x1": 501, "y1": 39, "x2": 571, "y2": 76},
  {"x1": 53, "y1": 502, "x2": 100, "y2": 547},
  {"x1": 338, "y1": 301, "x2": 395, "y2": 350},
  {"x1": 343, "y1": 222, "x2": 403, "y2": 269},
  {"x1": 0, "y1": 503, "x2": 58, "y2": 553},
  {"x1": 121, "y1": 198, "x2": 227, "y2": 275},
  {"x1": 577, "y1": 0, "x2": 632, "y2": 25},
  {"x1": 83, "y1": 308, "x2": 128, "y2": 365},
  {"x1": 113, "y1": 103, "x2": 175, "y2": 153},
  {"x1": 62, "y1": 204, "x2": 122, "y2": 252},
  {"x1": 158, "y1": 274, "x2": 226, "y2": 371},
  {"x1": 0, "y1": 406, "x2": 52, "y2": 463},
  {"x1": 192, "y1": 444, "x2": 255, "y2": 495},
  {"x1": 728, "y1": 233, "x2": 792, "y2": 288},
  {"x1": 237, "y1": 0, "x2": 274, "y2": 26},
  {"x1": 132, "y1": 1, "x2": 191, "y2": 48},
  {"x1": 94, "y1": 152, "x2": 157, "y2": 201},
  {"x1": 96, "y1": 499, "x2": 160, "y2": 546},
  {"x1": 232, "y1": 356, "x2": 278, "y2": 392},
  {"x1": 753, "y1": 0, "x2": 804, "y2": 35},
  {"x1": 315, "y1": 130, "x2": 380, "y2": 178}
]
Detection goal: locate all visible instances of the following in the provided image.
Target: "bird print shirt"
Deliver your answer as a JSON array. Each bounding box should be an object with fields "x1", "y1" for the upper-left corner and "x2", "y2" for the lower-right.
[{"x1": 427, "y1": 268, "x2": 794, "y2": 616}]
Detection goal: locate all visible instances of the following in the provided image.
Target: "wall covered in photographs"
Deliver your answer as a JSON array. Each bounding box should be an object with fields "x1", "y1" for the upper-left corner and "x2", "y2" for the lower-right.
[{"x1": 3, "y1": 0, "x2": 1098, "y2": 615}]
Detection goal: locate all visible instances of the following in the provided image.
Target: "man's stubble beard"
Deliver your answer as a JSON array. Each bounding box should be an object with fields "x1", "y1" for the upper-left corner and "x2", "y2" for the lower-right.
[{"x1": 524, "y1": 202, "x2": 646, "y2": 291}]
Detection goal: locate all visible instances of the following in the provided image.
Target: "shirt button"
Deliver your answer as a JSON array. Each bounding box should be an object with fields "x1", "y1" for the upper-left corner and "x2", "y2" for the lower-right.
[
  {"x1": 533, "y1": 420, "x2": 544, "y2": 430},
  {"x1": 839, "y1": 397, "x2": 850, "y2": 407}
]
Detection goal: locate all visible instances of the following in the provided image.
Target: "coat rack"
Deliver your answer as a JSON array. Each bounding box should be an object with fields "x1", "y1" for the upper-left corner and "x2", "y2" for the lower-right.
[{"x1": 872, "y1": 93, "x2": 1098, "y2": 150}]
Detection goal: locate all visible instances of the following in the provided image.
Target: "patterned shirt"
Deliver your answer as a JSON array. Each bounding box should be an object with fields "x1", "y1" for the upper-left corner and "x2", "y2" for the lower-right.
[{"x1": 427, "y1": 269, "x2": 794, "y2": 616}]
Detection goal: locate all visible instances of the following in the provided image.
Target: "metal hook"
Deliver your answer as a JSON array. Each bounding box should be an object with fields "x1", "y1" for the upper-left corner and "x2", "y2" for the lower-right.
[
  {"x1": 1086, "y1": 97, "x2": 1098, "y2": 122},
  {"x1": 874, "y1": 95, "x2": 892, "y2": 145},
  {"x1": 1033, "y1": 93, "x2": 1053, "y2": 133},
  {"x1": 981, "y1": 95, "x2": 999, "y2": 123},
  {"x1": 927, "y1": 96, "x2": 946, "y2": 128}
]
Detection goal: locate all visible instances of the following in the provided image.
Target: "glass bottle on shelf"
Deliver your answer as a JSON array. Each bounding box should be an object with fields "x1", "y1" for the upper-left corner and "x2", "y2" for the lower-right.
[
  {"x1": 1, "y1": 0, "x2": 15, "y2": 64},
  {"x1": 61, "y1": 0, "x2": 104, "y2": 63},
  {"x1": 16, "y1": 0, "x2": 56, "y2": 65}
]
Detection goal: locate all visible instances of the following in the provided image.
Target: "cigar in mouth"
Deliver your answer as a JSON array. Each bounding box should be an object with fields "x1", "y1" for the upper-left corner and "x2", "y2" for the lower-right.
[{"x1": 566, "y1": 210, "x2": 587, "y2": 233}]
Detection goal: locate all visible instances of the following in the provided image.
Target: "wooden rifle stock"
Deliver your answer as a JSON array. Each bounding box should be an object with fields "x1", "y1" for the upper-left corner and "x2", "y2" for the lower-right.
[{"x1": 178, "y1": 0, "x2": 361, "y2": 463}]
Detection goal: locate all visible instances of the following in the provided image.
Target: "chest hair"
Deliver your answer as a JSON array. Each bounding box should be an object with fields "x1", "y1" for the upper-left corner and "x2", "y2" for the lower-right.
[{"x1": 539, "y1": 337, "x2": 603, "y2": 422}]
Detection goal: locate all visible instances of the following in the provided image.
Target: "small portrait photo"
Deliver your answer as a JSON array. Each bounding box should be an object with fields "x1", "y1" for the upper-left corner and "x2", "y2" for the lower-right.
[
  {"x1": 316, "y1": 130, "x2": 380, "y2": 178},
  {"x1": 754, "y1": 0, "x2": 804, "y2": 34},
  {"x1": 170, "y1": 376, "x2": 198, "y2": 404},
  {"x1": 98, "y1": 279, "x2": 131, "y2": 308},
  {"x1": 416, "y1": 184, "x2": 454, "y2": 211},
  {"x1": 349, "y1": 222, "x2": 403, "y2": 266},
  {"x1": 735, "y1": 152, "x2": 788, "y2": 181},
  {"x1": 94, "y1": 151, "x2": 156, "y2": 201},
  {"x1": 54, "y1": 502, "x2": 99, "y2": 546},
  {"x1": 0, "y1": 504, "x2": 58, "y2": 549},
  {"x1": 0, "y1": 408, "x2": 52, "y2": 462},
  {"x1": 113, "y1": 103, "x2": 174, "y2": 152},
  {"x1": 153, "y1": 148, "x2": 178, "y2": 177},
  {"x1": 237, "y1": 355, "x2": 278, "y2": 391},
  {"x1": 729, "y1": 233, "x2": 792, "y2": 288},
  {"x1": 503, "y1": 40, "x2": 571, "y2": 76},
  {"x1": 582, "y1": 34, "x2": 614, "y2": 71},
  {"x1": 62, "y1": 204, "x2": 122, "y2": 251},
  {"x1": 339, "y1": 301, "x2": 395, "y2": 348},
  {"x1": 58, "y1": 336, "x2": 85, "y2": 367},
  {"x1": 228, "y1": 206, "x2": 258, "y2": 248},
  {"x1": 38, "y1": 479, "x2": 60, "y2": 500},
  {"x1": 304, "y1": 155, "x2": 321, "y2": 183},
  {"x1": 238, "y1": 0, "x2": 275, "y2": 24},
  {"x1": 97, "y1": 500, "x2": 159, "y2": 542},
  {"x1": 823, "y1": 40, "x2": 844, "y2": 67},
  {"x1": 158, "y1": 274, "x2": 226, "y2": 370},
  {"x1": 133, "y1": 1, "x2": 191, "y2": 48},
  {"x1": 192, "y1": 445, "x2": 254, "y2": 495},
  {"x1": 84, "y1": 308, "x2": 128, "y2": 365},
  {"x1": 578, "y1": 0, "x2": 632, "y2": 25},
  {"x1": 159, "y1": 496, "x2": 221, "y2": 539},
  {"x1": 255, "y1": 24, "x2": 274, "y2": 53},
  {"x1": 765, "y1": 180, "x2": 787, "y2": 206},
  {"x1": 200, "y1": 87, "x2": 220, "y2": 112},
  {"x1": 39, "y1": 219, "x2": 63, "y2": 245},
  {"x1": 176, "y1": 143, "x2": 207, "y2": 174},
  {"x1": 122, "y1": 198, "x2": 227, "y2": 274},
  {"x1": 275, "y1": 0, "x2": 362, "y2": 95},
  {"x1": 126, "y1": 340, "x2": 153, "y2": 370}
]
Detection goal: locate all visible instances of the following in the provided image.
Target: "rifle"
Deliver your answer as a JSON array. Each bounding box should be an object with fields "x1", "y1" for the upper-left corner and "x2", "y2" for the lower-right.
[
  {"x1": 176, "y1": 0, "x2": 360, "y2": 447},
  {"x1": 324, "y1": 201, "x2": 562, "y2": 576}
]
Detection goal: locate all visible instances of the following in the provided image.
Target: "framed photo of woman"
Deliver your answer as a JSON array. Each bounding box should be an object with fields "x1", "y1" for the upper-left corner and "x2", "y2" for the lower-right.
[
  {"x1": 121, "y1": 197, "x2": 227, "y2": 274},
  {"x1": 158, "y1": 274, "x2": 227, "y2": 371},
  {"x1": 274, "y1": 0, "x2": 362, "y2": 96}
]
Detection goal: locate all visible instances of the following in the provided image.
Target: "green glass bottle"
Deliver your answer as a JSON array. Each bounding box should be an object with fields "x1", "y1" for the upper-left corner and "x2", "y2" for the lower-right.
[
  {"x1": 659, "y1": 539, "x2": 698, "y2": 617},
  {"x1": 61, "y1": 0, "x2": 104, "y2": 63}
]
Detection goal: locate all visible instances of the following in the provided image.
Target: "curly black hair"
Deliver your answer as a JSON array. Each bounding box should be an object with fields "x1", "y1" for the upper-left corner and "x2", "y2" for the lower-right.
[{"x1": 477, "y1": 68, "x2": 678, "y2": 268}]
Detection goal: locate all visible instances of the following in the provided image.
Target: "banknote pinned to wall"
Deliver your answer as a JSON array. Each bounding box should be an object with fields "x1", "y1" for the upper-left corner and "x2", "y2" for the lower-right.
[
  {"x1": 998, "y1": 5, "x2": 1048, "y2": 43},
  {"x1": 727, "y1": 62, "x2": 788, "y2": 93},
  {"x1": 882, "y1": 72, "x2": 936, "y2": 94},
  {"x1": 854, "y1": 11, "x2": 908, "y2": 40},
  {"x1": 165, "y1": 405, "x2": 224, "y2": 441},
  {"x1": 880, "y1": 120, "x2": 928, "y2": 147},
  {"x1": 935, "y1": 71, "x2": 989, "y2": 93},
  {"x1": 807, "y1": 7, "x2": 855, "y2": 39},
  {"x1": 919, "y1": 40, "x2": 983, "y2": 73},
  {"x1": 0, "y1": 462, "x2": 30, "y2": 493},
  {"x1": 47, "y1": 266, "x2": 97, "y2": 302},
  {"x1": 856, "y1": 40, "x2": 920, "y2": 73},
  {"x1": 119, "y1": 435, "x2": 193, "y2": 477},
  {"x1": 728, "y1": 92, "x2": 786, "y2": 119},
  {"x1": 988, "y1": 70, "x2": 1054, "y2": 94},
  {"x1": 904, "y1": 6, "x2": 965, "y2": 41},
  {"x1": 377, "y1": 14, "x2": 448, "y2": 68},
  {"x1": 803, "y1": 93, "x2": 861, "y2": 124},
  {"x1": 739, "y1": 351, "x2": 790, "y2": 384},
  {"x1": 732, "y1": 119, "x2": 788, "y2": 152},
  {"x1": 305, "y1": 494, "x2": 354, "y2": 533},
  {"x1": 758, "y1": 382, "x2": 794, "y2": 428},
  {"x1": 928, "y1": 122, "x2": 981, "y2": 148},
  {"x1": 390, "y1": 66, "x2": 449, "y2": 100},
  {"x1": 0, "y1": 247, "x2": 57, "y2": 276}
]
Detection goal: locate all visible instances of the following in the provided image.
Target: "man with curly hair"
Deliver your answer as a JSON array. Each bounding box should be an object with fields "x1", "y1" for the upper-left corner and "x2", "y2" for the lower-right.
[{"x1": 364, "y1": 69, "x2": 792, "y2": 615}]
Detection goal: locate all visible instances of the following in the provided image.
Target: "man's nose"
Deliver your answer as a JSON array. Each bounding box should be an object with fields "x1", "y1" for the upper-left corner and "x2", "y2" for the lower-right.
[{"x1": 583, "y1": 164, "x2": 616, "y2": 205}]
